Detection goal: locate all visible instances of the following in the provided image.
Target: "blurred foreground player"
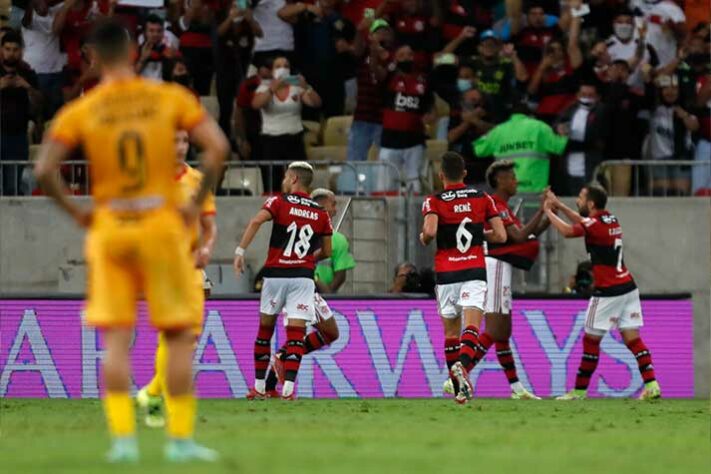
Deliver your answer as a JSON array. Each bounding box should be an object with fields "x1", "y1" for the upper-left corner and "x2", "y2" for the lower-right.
[
  {"x1": 444, "y1": 161, "x2": 548, "y2": 399},
  {"x1": 233, "y1": 162, "x2": 333, "y2": 400},
  {"x1": 136, "y1": 129, "x2": 218, "y2": 428},
  {"x1": 420, "y1": 152, "x2": 506, "y2": 404},
  {"x1": 34, "y1": 19, "x2": 228, "y2": 462},
  {"x1": 544, "y1": 186, "x2": 661, "y2": 400}
]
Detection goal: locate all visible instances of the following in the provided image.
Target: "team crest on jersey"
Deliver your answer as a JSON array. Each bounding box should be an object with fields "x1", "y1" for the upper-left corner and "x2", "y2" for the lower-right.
[
  {"x1": 441, "y1": 191, "x2": 456, "y2": 201},
  {"x1": 415, "y1": 83, "x2": 425, "y2": 94},
  {"x1": 415, "y1": 20, "x2": 424, "y2": 31},
  {"x1": 286, "y1": 195, "x2": 301, "y2": 204}
]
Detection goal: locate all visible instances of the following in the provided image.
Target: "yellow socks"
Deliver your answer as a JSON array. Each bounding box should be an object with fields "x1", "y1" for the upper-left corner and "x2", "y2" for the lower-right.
[
  {"x1": 103, "y1": 391, "x2": 136, "y2": 437},
  {"x1": 165, "y1": 393, "x2": 196, "y2": 439},
  {"x1": 145, "y1": 333, "x2": 168, "y2": 397}
]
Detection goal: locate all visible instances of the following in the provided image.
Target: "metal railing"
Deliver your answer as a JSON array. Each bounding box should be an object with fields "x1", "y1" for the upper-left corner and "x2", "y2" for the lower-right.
[
  {"x1": 0, "y1": 159, "x2": 406, "y2": 198},
  {"x1": 594, "y1": 160, "x2": 711, "y2": 197}
]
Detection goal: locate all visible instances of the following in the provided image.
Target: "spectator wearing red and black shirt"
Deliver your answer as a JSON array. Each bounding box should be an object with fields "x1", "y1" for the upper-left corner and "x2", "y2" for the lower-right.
[
  {"x1": 52, "y1": 0, "x2": 111, "y2": 72},
  {"x1": 370, "y1": 44, "x2": 435, "y2": 193},
  {"x1": 234, "y1": 58, "x2": 272, "y2": 162},
  {"x1": 377, "y1": 0, "x2": 438, "y2": 72},
  {"x1": 508, "y1": 0, "x2": 569, "y2": 77},
  {"x1": 173, "y1": 0, "x2": 228, "y2": 96},
  {"x1": 347, "y1": 17, "x2": 394, "y2": 161},
  {"x1": 527, "y1": 13, "x2": 583, "y2": 124},
  {"x1": 440, "y1": 0, "x2": 497, "y2": 56}
]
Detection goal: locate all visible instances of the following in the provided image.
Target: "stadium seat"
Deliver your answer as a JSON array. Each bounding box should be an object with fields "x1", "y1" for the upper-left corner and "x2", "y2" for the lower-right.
[
  {"x1": 323, "y1": 115, "x2": 352, "y2": 146},
  {"x1": 220, "y1": 167, "x2": 263, "y2": 196},
  {"x1": 307, "y1": 146, "x2": 347, "y2": 162},
  {"x1": 200, "y1": 96, "x2": 220, "y2": 120}
]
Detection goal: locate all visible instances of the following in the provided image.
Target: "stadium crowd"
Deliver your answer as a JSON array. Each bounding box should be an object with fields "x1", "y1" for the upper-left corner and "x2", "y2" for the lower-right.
[{"x1": 0, "y1": 0, "x2": 709, "y2": 197}]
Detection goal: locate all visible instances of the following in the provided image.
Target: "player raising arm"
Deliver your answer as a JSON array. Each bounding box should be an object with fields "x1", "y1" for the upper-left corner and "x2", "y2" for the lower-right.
[
  {"x1": 233, "y1": 162, "x2": 333, "y2": 400},
  {"x1": 35, "y1": 19, "x2": 228, "y2": 463},
  {"x1": 544, "y1": 185, "x2": 661, "y2": 401},
  {"x1": 420, "y1": 152, "x2": 506, "y2": 404}
]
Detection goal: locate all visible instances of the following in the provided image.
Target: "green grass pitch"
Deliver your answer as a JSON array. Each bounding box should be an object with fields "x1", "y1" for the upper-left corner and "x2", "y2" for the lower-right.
[{"x1": 1, "y1": 398, "x2": 708, "y2": 474}]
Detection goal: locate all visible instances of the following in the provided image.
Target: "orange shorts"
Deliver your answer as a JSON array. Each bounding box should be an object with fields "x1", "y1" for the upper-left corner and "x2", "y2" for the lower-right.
[{"x1": 84, "y1": 207, "x2": 198, "y2": 330}]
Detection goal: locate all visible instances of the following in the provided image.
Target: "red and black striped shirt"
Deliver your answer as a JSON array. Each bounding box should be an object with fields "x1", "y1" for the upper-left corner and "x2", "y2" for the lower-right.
[
  {"x1": 262, "y1": 193, "x2": 333, "y2": 279},
  {"x1": 353, "y1": 49, "x2": 389, "y2": 124},
  {"x1": 381, "y1": 71, "x2": 433, "y2": 149},
  {"x1": 571, "y1": 211, "x2": 636, "y2": 297},
  {"x1": 422, "y1": 184, "x2": 500, "y2": 284},
  {"x1": 486, "y1": 194, "x2": 540, "y2": 271}
]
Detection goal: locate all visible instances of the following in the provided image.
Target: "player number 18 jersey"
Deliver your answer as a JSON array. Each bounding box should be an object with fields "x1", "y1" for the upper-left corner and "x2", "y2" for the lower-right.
[{"x1": 262, "y1": 192, "x2": 333, "y2": 279}]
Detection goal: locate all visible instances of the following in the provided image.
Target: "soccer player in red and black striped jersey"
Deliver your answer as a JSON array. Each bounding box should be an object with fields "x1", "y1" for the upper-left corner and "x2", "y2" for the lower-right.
[
  {"x1": 445, "y1": 161, "x2": 550, "y2": 399},
  {"x1": 233, "y1": 162, "x2": 333, "y2": 400},
  {"x1": 544, "y1": 185, "x2": 661, "y2": 400},
  {"x1": 421, "y1": 152, "x2": 507, "y2": 404}
]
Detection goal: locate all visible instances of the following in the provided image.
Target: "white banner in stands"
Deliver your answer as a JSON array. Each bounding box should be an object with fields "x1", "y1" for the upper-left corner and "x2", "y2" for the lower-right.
[{"x1": 118, "y1": 0, "x2": 163, "y2": 7}]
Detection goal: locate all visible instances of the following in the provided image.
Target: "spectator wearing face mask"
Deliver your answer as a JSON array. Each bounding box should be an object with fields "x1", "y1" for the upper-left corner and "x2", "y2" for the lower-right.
[
  {"x1": 643, "y1": 73, "x2": 699, "y2": 195},
  {"x1": 377, "y1": 0, "x2": 437, "y2": 72},
  {"x1": 602, "y1": 60, "x2": 648, "y2": 196},
  {"x1": 347, "y1": 17, "x2": 394, "y2": 162},
  {"x1": 370, "y1": 44, "x2": 435, "y2": 193},
  {"x1": 631, "y1": 0, "x2": 687, "y2": 70},
  {"x1": 527, "y1": 12, "x2": 584, "y2": 124},
  {"x1": 448, "y1": 29, "x2": 529, "y2": 123},
  {"x1": 606, "y1": 8, "x2": 658, "y2": 92},
  {"x1": 162, "y1": 56, "x2": 196, "y2": 93},
  {"x1": 234, "y1": 58, "x2": 273, "y2": 162},
  {"x1": 554, "y1": 81, "x2": 610, "y2": 195},
  {"x1": 252, "y1": 55, "x2": 321, "y2": 192}
]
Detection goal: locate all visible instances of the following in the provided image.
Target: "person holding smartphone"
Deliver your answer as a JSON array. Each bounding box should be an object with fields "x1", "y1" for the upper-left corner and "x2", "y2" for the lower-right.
[{"x1": 252, "y1": 56, "x2": 321, "y2": 192}]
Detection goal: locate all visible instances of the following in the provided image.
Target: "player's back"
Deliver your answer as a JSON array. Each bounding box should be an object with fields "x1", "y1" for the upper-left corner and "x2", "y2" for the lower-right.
[
  {"x1": 262, "y1": 193, "x2": 333, "y2": 279},
  {"x1": 49, "y1": 77, "x2": 206, "y2": 210},
  {"x1": 422, "y1": 184, "x2": 499, "y2": 284},
  {"x1": 578, "y1": 211, "x2": 636, "y2": 296}
]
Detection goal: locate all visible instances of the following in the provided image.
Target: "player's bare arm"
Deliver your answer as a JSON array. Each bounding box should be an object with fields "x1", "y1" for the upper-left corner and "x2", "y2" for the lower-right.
[
  {"x1": 545, "y1": 189, "x2": 583, "y2": 224},
  {"x1": 233, "y1": 209, "x2": 273, "y2": 275},
  {"x1": 320, "y1": 235, "x2": 333, "y2": 260},
  {"x1": 544, "y1": 200, "x2": 579, "y2": 238},
  {"x1": 34, "y1": 140, "x2": 92, "y2": 228},
  {"x1": 485, "y1": 216, "x2": 507, "y2": 244},
  {"x1": 196, "y1": 214, "x2": 217, "y2": 269},
  {"x1": 186, "y1": 118, "x2": 229, "y2": 223},
  {"x1": 420, "y1": 214, "x2": 438, "y2": 246}
]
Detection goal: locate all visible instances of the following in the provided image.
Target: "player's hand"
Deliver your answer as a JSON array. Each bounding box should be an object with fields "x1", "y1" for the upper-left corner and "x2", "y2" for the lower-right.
[
  {"x1": 195, "y1": 246, "x2": 211, "y2": 269},
  {"x1": 0, "y1": 75, "x2": 14, "y2": 90},
  {"x1": 459, "y1": 26, "x2": 476, "y2": 40},
  {"x1": 70, "y1": 205, "x2": 93, "y2": 229},
  {"x1": 233, "y1": 254, "x2": 245, "y2": 276},
  {"x1": 180, "y1": 202, "x2": 200, "y2": 227},
  {"x1": 298, "y1": 74, "x2": 308, "y2": 89}
]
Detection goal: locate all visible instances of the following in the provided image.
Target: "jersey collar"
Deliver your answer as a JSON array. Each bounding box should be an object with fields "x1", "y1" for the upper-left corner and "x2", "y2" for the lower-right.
[
  {"x1": 444, "y1": 183, "x2": 467, "y2": 190},
  {"x1": 174, "y1": 162, "x2": 188, "y2": 181}
]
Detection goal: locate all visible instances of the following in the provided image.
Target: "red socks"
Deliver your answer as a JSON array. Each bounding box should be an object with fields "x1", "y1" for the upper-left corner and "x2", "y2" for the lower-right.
[
  {"x1": 304, "y1": 330, "x2": 336, "y2": 354},
  {"x1": 472, "y1": 332, "x2": 493, "y2": 366},
  {"x1": 495, "y1": 341, "x2": 519, "y2": 384},
  {"x1": 574, "y1": 334, "x2": 601, "y2": 390},
  {"x1": 284, "y1": 325, "x2": 307, "y2": 382},
  {"x1": 626, "y1": 337, "x2": 657, "y2": 384},
  {"x1": 254, "y1": 324, "x2": 275, "y2": 380}
]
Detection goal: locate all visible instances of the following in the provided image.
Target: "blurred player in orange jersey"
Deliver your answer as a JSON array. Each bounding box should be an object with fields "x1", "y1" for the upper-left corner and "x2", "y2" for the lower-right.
[
  {"x1": 136, "y1": 129, "x2": 217, "y2": 429},
  {"x1": 34, "y1": 19, "x2": 228, "y2": 463}
]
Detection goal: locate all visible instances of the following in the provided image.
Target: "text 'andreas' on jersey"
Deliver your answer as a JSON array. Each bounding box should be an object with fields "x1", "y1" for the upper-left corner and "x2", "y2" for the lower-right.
[{"x1": 262, "y1": 193, "x2": 333, "y2": 279}]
